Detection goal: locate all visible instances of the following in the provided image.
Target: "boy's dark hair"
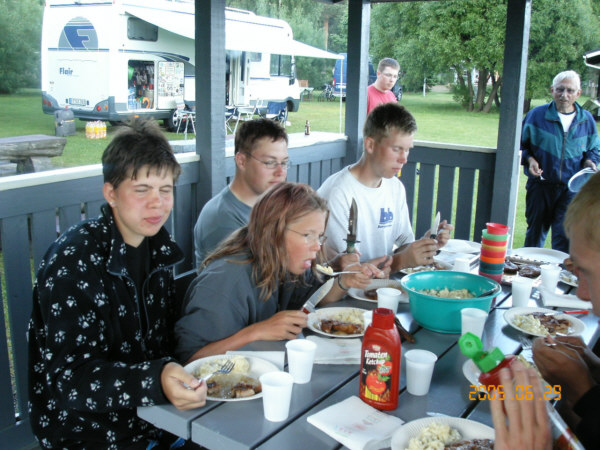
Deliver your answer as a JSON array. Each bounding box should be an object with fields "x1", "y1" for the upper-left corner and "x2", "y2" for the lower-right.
[
  {"x1": 102, "y1": 118, "x2": 181, "y2": 188},
  {"x1": 363, "y1": 102, "x2": 417, "y2": 143},
  {"x1": 234, "y1": 118, "x2": 288, "y2": 156}
]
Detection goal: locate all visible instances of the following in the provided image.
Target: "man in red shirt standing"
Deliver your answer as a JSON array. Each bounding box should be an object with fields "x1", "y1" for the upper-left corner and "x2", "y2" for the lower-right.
[{"x1": 367, "y1": 58, "x2": 400, "y2": 115}]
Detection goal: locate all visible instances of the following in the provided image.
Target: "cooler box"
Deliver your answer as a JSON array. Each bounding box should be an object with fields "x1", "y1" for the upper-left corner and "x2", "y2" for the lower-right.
[{"x1": 54, "y1": 109, "x2": 76, "y2": 137}]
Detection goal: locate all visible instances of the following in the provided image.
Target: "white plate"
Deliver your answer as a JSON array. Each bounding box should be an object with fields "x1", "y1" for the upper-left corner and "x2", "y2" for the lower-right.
[
  {"x1": 508, "y1": 247, "x2": 569, "y2": 265},
  {"x1": 442, "y1": 239, "x2": 481, "y2": 254},
  {"x1": 184, "y1": 355, "x2": 278, "y2": 402},
  {"x1": 307, "y1": 307, "x2": 367, "y2": 338},
  {"x1": 559, "y1": 270, "x2": 578, "y2": 287},
  {"x1": 399, "y1": 259, "x2": 453, "y2": 275},
  {"x1": 347, "y1": 279, "x2": 408, "y2": 303},
  {"x1": 391, "y1": 416, "x2": 495, "y2": 450},
  {"x1": 503, "y1": 306, "x2": 586, "y2": 337}
]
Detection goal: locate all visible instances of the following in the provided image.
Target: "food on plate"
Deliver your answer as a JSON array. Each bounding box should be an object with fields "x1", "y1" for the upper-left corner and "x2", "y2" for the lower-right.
[
  {"x1": 503, "y1": 259, "x2": 519, "y2": 274},
  {"x1": 406, "y1": 422, "x2": 462, "y2": 449},
  {"x1": 316, "y1": 263, "x2": 334, "y2": 275},
  {"x1": 364, "y1": 286, "x2": 403, "y2": 300},
  {"x1": 444, "y1": 439, "x2": 494, "y2": 449},
  {"x1": 512, "y1": 312, "x2": 572, "y2": 336},
  {"x1": 318, "y1": 309, "x2": 364, "y2": 335},
  {"x1": 560, "y1": 270, "x2": 578, "y2": 286},
  {"x1": 205, "y1": 373, "x2": 262, "y2": 399},
  {"x1": 417, "y1": 288, "x2": 474, "y2": 299},
  {"x1": 192, "y1": 355, "x2": 250, "y2": 379},
  {"x1": 403, "y1": 262, "x2": 447, "y2": 274},
  {"x1": 518, "y1": 264, "x2": 541, "y2": 278}
]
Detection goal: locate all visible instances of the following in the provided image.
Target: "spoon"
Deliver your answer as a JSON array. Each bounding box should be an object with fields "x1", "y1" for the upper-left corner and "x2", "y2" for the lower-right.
[
  {"x1": 316, "y1": 264, "x2": 361, "y2": 277},
  {"x1": 477, "y1": 287, "x2": 501, "y2": 298}
]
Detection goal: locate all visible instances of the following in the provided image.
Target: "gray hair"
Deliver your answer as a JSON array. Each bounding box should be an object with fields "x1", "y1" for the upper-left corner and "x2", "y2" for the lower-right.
[{"x1": 552, "y1": 70, "x2": 581, "y2": 90}]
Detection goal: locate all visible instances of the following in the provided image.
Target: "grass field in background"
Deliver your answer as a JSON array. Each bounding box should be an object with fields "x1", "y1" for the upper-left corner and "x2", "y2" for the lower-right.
[{"x1": 0, "y1": 87, "x2": 575, "y2": 248}]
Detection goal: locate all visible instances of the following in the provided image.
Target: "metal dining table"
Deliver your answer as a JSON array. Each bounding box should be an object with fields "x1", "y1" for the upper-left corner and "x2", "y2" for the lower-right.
[{"x1": 138, "y1": 276, "x2": 598, "y2": 449}]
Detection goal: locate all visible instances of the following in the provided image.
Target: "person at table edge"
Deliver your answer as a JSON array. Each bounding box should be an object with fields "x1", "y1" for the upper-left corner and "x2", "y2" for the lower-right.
[
  {"x1": 28, "y1": 119, "x2": 206, "y2": 449},
  {"x1": 193, "y1": 118, "x2": 289, "y2": 266},
  {"x1": 317, "y1": 102, "x2": 453, "y2": 274},
  {"x1": 176, "y1": 182, "x2": 384, "y2": 363},
  {"x1": 521, "y1": 70, "x2": 599, "y2": 253},
  {"x1": 366, "y1": 57, "x2": 400, "y2": 115},
  {"x1": 532, "y1": 171, "x2": 600, "y2": 449}
]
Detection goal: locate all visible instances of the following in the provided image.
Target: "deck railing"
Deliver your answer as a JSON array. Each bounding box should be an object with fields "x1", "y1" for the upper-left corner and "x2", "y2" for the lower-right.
[{"x1": 0, "y1": 139, "x2": 495, "y2": 447}]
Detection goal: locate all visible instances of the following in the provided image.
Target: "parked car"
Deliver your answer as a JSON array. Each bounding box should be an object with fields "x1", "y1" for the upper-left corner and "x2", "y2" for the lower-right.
[{"x1": 331, "y1": 53, "x2": 377, "y2": 98}]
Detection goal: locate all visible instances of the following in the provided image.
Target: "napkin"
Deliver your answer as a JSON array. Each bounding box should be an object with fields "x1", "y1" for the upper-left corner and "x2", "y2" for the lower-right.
[
  {"x1": 226, "y1": 351, "x2": 285, "y2": 370},
  {"x1": 306, "y1": 335, "x2": 362, "y2": 364},
  {"x1": 307, "y1": 396, "x2": 404, "y2": 450},
  {"x1": 538, "y1": 286, "x2": 592, "y2": 310}
]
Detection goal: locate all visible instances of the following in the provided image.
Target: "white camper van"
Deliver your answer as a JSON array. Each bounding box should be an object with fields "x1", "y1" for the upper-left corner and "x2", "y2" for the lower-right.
[{"x1": 41, "y1": 0, "x2": 336, "y2": 130}]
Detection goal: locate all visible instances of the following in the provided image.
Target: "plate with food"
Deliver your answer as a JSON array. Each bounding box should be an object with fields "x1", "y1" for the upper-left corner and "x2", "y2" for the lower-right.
[
  {"x1": 348, "y1": 279, "x2": 408, "y2": 303},
  {"x1": 307, "y1": 307, "x2": 367, "y2": 338},
  {"x1": 400, "y1": 260, "x2": 452, "y2": 275},
  {"x1": 503, "y1": 306, "x2": 586, "y2": 337},
  {"x1": 184, "y1": 354, "x2": 277, "y2": 401},
  {"x1": 391, "y1": 417, "x2": 494, "y2": 450},
  {"x1": 508, "y1": 247, "x2": 569, "y2": 265},
  {"x1": 559, "y1": 269, "x2": 578, "y2": 287},
  {"x1": 442, "y1": 239, "x2": 482, "y2": 254},
  {"x1": 501, "y1": 259, "x2": 542, "y2": 286}
]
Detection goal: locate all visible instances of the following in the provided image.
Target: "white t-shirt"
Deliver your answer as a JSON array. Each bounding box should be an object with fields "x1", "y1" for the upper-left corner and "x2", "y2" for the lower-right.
[{"x1": 317, "y1": 166, "x2": 414, "y2": 261}]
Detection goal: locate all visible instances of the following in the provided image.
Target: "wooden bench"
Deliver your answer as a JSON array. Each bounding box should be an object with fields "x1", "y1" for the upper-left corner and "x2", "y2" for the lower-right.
[{"x1": 0, "y1": 134, "x2": 66, "y2": 174}]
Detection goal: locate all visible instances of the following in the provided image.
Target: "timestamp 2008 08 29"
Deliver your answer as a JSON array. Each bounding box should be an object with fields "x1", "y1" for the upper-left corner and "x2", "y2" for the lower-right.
[{"x1": 468, "y1": 384, "x2": 561, "y2": 401}]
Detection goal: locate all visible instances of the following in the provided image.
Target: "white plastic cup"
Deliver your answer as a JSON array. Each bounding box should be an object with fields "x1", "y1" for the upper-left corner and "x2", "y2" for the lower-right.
[
  {"x1": 453, "y1": 257, "x2": 471, "y2": 273},
  {"x1": 404, "y1": 349, "x2": 438, "y2": 396},
  {"x1": 259, "y1": 371, "x2": 294, "y2": 422},
  {"x1": 461, "y1": 308, "x2": 488, "y2": 338},
  {"x1": 377, "y1": 287, "x2": 402, "y2": 313},
  {"x1": 511, "y1": 276, "x2": 534, "y2": 307},
  {"x1": 285, "y1": 339, "x2": 317, "y2": 384},
  {"x1": 541, "y1": 264, "x2": 561, "y2": 292}
]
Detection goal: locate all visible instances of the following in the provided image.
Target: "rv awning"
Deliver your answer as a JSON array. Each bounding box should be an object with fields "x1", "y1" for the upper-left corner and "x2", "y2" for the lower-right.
[
  {"x1": 124, "y1": 6, "x2": 341, "y2": 59},
  {"x1": 584, "y1": 49, "x2": 600, "y2": 70}
]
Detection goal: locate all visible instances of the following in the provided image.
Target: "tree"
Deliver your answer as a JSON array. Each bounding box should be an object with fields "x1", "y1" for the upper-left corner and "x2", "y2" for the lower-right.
[{"x1": 0, "y1": 0, "x2": 44, "y2": 93}]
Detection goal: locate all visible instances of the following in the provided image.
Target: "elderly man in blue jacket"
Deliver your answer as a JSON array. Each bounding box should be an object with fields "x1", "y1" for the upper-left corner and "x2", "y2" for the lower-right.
[{"x1": 521, "y1": 70, "x2": 599, "y2": 252}]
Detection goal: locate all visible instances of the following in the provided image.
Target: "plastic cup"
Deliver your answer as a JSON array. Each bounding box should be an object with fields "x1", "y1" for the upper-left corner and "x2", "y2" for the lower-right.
[
  {"x1": 479, "y1": 255, "x2": 505, "y2": 265},
  {"x1": 453, "y1": 257, "x2": 471, "y2": 273},
  {"x1": 478, "y1": 271, "x2": 502, "y2": 283},
  {"x1": 541, "y1": 264, "x2": 561, "y2": 292},
  {"x1": 377, "y1": 287, "x2": 402, "y2": 313},
  {"x1": 481, "y1": 237, "x2": 508, "y2": 247},
  {"x1": 286, "y1": 340, "x2": 317, "y2": 384},
  {"x1": 480, "y1": 247, "x2": 507, "y2": 259},
  {"x1": 260, "y1": 371, "x2": 294, "y2": 422},
  {"x1": 481, "y1": 230, "x2": 509, "y2": 242},
  {"x1": 461, "y1": 307, "x2": 489, "y2": 338},
  {"x1": 404, "y1": 349, "x2": 438, "y2": 396},
  {"x1": 511, "y1": 276, "x2": 533, "y2": 307},
  {"x1": 486, "y1": 222, "x2": 509, "y2": 235}
]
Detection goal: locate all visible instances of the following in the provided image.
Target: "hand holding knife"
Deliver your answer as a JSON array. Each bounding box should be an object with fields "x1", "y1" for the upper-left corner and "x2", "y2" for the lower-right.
[
  {"x1": 430, "y1": 211, "x2": 441, "y2": 240},
  {"x1": 344, "y1": 198, "x2": 360, "y2": 254}
]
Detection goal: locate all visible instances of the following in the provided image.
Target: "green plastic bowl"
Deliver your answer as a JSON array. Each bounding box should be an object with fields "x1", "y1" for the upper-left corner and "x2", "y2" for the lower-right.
[{"x1": 400, "y1": 271, "x2": 501, "y2": 333}]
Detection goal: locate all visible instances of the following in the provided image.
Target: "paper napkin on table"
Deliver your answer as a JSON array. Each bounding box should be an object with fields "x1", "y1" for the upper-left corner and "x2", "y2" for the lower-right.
[
  {"x1": 306, "y1": 335, "x2": 362, "y2": 364},
  {"x1": 226, "y1": 351, "x2": 285, "y2": 370},
  {"x1": 538, "y1": 286, "x2": 592, "y2": 310},
  {"x1": 307, "y1": 396, "x2": 404, "y2": 450}
]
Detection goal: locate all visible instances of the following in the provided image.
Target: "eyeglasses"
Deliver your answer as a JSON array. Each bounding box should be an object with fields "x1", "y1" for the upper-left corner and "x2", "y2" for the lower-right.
[
  {"x1": 243, "y1": 152, "x2": 291, "y2": 170},
  {"x1": 381, "y1": 72, "x2": 399, "y2": 80},
  {"x1": 554, "y1": 86, "x2": 578, "y2": 95},
  {"x1": 287, "y1": 228, "x2": 327, "y2": 246}
]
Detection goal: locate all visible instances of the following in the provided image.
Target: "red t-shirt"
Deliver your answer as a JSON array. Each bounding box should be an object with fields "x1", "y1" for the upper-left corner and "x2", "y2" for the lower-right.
[{"x1": 367, "y1": 84, "x2": 397, "y2": 115}]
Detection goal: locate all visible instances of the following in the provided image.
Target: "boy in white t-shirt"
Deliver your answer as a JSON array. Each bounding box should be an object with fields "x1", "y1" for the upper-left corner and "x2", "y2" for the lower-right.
[{"x1": 318, "y1": 103, "x2": 453, "y2": 273}]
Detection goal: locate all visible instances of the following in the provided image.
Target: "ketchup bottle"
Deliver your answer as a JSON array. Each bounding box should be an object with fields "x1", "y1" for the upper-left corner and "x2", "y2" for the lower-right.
[
  {"x1": 359, "y1": 308, "x2": 401, "y2": 410},
  {"x1": 458, "y1": 332, "x2": 516, "y2": 388}
]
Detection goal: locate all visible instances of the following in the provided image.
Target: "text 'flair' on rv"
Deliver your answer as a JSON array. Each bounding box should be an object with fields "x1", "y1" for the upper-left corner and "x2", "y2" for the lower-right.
[{"x1": 41, "y1": 0, "x2": 339, "y2": 130}]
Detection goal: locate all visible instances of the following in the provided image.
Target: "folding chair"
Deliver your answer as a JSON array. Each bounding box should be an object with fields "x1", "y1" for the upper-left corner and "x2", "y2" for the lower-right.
[
  {"x1": 175, "y1": 100, "x2": 196, "y2": 138},
  {"x1": 265, "y1": 101, "x2": 288, "y2": 127},
  {"x1": 225, "y1": 105, "x2": 239, "y2": 134}
]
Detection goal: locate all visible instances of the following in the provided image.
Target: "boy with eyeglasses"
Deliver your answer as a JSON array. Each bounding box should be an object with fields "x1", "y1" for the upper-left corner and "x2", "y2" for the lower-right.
[
  {"x1": 193, "y1": 118, "x2": 289, "y2": 265},
  {"x1": 367, "y1": 57, "x2": 400, "y2": 115},
  {"x1": 521, "y1": 70, "x2": 599, "y2": 252}
]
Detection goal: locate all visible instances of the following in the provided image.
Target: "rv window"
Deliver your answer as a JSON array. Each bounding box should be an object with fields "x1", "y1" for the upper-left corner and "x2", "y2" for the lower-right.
[
  {"x1": 270, "y1": 55, "x2": 292, "y2": 77},
  {"x1": 127, "y1": 18, "x2": 158, "y2": 42}
]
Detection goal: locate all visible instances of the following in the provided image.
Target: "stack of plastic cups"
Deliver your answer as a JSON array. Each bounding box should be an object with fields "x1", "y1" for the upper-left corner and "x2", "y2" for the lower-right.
[{"x1": 479, "y1": 222, "x2": 509, "y2": 283}]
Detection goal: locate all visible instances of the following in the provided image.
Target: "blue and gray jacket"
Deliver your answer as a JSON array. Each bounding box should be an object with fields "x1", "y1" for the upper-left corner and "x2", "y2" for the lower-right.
[{"x1": 520, "y1": 101, "x2": 600, "y2": 184}]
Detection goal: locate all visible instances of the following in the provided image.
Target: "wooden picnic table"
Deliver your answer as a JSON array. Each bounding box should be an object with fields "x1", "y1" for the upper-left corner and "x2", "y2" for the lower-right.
[{"x1": 138, "y1": 273, "x2": 597, "y2": 449}]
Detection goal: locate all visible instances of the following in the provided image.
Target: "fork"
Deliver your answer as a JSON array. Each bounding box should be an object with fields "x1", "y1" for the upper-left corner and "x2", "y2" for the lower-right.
[
  {"x1": 200, "y1": 359, "x2": 236, "y2": 382},
  {"x1": 518, "y1": 334, "x2": 533, "y2": 350}
]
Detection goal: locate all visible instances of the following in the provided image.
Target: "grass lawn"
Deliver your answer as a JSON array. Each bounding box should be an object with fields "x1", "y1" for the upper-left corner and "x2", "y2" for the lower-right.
[{"x1": 1, "y1": 88, "x2": 579, "y2": 248}]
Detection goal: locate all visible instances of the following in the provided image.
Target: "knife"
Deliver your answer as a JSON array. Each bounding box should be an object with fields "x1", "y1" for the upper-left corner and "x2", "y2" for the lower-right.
[
  {"x1": 430, "y1": 211, "x2": 441, "y2": 240},
  {"x1": 344, "y1": 198, "x2": 359, "y2": 253},
  {"x1": 300, "y1": 278, "x2": 335, "y2": 314}
]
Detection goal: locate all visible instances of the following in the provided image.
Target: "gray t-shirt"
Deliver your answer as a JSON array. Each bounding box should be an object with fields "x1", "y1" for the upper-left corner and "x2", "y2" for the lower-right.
[
  {"x1": 174, "y1": 254, "x2": 321, "y2": 363},
  {"x1": 193, "y1": 186, "x2": 251, "y2": 266}
]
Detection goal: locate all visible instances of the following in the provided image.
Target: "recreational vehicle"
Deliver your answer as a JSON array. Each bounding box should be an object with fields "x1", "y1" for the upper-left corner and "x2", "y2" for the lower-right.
[{"x1": 41, "y1": 0, "x2": 338, "y2": 130}]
